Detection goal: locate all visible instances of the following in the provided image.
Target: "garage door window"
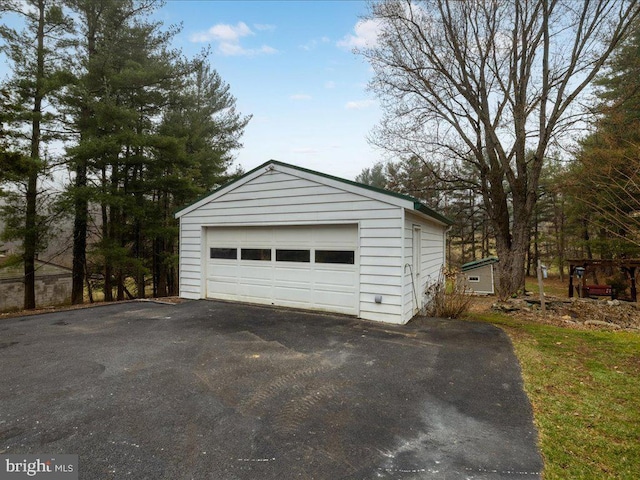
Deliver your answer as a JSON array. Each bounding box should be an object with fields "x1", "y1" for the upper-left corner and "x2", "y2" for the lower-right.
[
  {"x1": 241, "y1": 248, "x2": 272, "y2": 261},
  {"x1": 315, "y1": 250, "x2": 355, "y2": 264},
  {"x1": 276, "y1": 249, "x2": 310, "y2": 262},
  {"x1": 210, "y1": 248, "x2": 237, "y2": 259}
]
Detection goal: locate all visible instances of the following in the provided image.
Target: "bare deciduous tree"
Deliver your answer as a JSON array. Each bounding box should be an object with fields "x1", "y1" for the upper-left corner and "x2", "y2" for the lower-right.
[{"x1": 361, "y1": 0, "x2": 640, "y2": 297}]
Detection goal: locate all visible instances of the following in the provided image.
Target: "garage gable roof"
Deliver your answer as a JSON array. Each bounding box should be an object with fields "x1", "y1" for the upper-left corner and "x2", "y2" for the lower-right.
[{"x1": 175, "y1": 160, "x2": 453, "y2": 225}]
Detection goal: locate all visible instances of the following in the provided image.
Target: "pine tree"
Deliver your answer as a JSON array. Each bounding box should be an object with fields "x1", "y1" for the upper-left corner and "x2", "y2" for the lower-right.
[
  {"x1": 149, "y1": 62, "x2": 250, "y2": 296},
  {"x1": 355, "y1": 162, "x2": 387, "y2": 189},
  {"x1": 63, "y1": 0, "x2": 176, "y2": 300},
  {"x1": 0, "y1": 0, "x2": 72, "y2": 309},
  {"x1": 356, "y1": 156, "x2": 492, "y2": 266},
  {"x1": 63, "y1": 1, "x2": 250, "y2": 301},
  {"x1": 0, "y1": 88, "x2": 26, "y2": 183},
  {"x1": 570, "y1": 22, "x2": 640, "y2": 256}
]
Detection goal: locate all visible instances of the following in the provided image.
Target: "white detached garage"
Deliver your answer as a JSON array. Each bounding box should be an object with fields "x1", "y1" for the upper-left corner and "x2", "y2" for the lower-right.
[{"x1": 175, "y1": 160, "x2": 452, "y2": 324}]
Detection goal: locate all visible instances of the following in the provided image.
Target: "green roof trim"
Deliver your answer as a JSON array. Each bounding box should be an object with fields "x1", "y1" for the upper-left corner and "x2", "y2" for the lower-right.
[
  {"x1": 461, "y1": 257, "x2": 499, "y2": 272},
  {"x1": 176, "y1": 159, "x2": 453, "y2": 225}
]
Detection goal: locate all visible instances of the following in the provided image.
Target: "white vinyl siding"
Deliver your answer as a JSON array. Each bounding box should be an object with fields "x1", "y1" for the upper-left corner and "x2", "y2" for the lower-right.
[
  {"x1": 402, "y1": 212, "x2": 447, "y2": 320},
  {"x1": 178, "y1": 169, "x2": 406, "y2": 323},
  {"x1": 464, "y1": 264, "x2": 495, "y2": 294}
]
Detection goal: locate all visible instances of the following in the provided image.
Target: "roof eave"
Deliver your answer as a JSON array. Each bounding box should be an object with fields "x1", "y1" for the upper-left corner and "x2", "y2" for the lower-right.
[
  {"x1": 414, "y1": 202, "x2": 454, "y2": 226},
  {"x1": 175, "y1": 160, "x2": 453, "y2": 227},
  {"x1": 461, "y1": 257, "x2": 499, "y2": 271},
  {"x1": 174, "y1": 161, "x2": 271, "y2": 218}
]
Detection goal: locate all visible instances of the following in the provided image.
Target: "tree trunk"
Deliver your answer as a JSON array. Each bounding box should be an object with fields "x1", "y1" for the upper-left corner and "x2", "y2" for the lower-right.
[
  {"x1": 582, "y1": 219, "x2": 599, "y2": 284},
  {"x1": 460, "y1": 225, "x2": 466, "y2": 264},
  {"x1": 556, "y1": 197, "x2": 566, "y2": 282},
  {"x1": 151, "y1": 234, "x2": 157, "y2": 298},
  {"x1": 168, "y1": 237, "x2": 178, "y2": 297},
  {"x1": 111, "y1": 201, "x2": 124, "y2": 301},
  {"x1": 71, "y1": 161, "x2": 87, "y2": 304},
  {"x1": 482, "y1": 216, "x2": 489, "y2": 258},
  {"x1": 84, "y1": 259, "x2": 94, "y2": 303},
  {"x1": 102, "y1": 166, "x2": 112, "y2": 302},
  {"x1": 23, "y1": 169, "x2": 37, "y2": 310},
  {"x1": 470, "y1": 222, "x2": 477, "y2": 261},
  {"x1": 104, "y1": 263, "x2": 113, "y2": 301},
  {"x1": 71, "y1": 4, "x2": 98, "y2": 305},
  {"x1": 583, "y1": 219, "x2": 593, "y2": 260},
  {"x1": 117, "y1": 268, "x2": 125, "y2": 301},
  {"x1": 132, "y1": 163, "x2": 145, "y2": 299},
  {"x1": 156, "y1": 236, "x2": 167, "y2": 298},
  {"x1": 495, "y1": 235, "x2": 528, "y2": 300},
  {"x1": 117, "y1": 194, "x2": 126, "y2": 302},
  {"x1": 526, "y1": 232, "x2": 533, "y2": 278},
  {"x1": 493, "y1": 191, "x2": 531, "y2": 299},
  {"x1": 24, "y1": 0, "x2": 46, "y2": 310},
  {"x1": 533, "y1": 212, "x2": 540, "y2": 277},
  {"x1": 136, "y1": 268, "x2": 145, "y2": 299}
]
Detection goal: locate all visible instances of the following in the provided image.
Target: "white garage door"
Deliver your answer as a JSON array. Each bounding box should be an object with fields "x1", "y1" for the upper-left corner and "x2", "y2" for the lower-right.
[{"x1": 205, "y1": 224, "x2": 358, "y2": 315}]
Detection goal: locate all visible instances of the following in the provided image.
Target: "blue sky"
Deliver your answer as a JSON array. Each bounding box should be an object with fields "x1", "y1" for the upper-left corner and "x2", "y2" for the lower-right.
[
  {"x1": 0, "y1": 0, "x2": 382, "y2": 182},
  {"x1": 158, "y1": 0, "x2": 383, "y2": 180}
]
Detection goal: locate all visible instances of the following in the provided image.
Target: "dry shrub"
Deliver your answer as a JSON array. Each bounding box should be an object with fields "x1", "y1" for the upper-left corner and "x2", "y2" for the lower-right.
[{"x1": 424, "y1": 267, "x2": 473, "y2": 318}]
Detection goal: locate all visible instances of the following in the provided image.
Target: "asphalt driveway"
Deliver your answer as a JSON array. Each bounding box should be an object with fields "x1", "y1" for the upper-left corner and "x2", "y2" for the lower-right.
[{"x1": 0, "y1": 300, "x2": 542, "y2": 479}]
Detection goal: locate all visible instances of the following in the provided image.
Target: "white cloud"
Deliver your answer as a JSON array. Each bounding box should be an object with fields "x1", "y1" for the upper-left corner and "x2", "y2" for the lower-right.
[
  {"x1": 337, "y1": 19, "x2": 381, "y2": 49},
  {"x1": 300, "y1": 36, "x2": 331, "y2": 51},
  {"x1": 219, "y1": 43, "x2": 277, "y2": 57},
  {"x1": 189, "y1": 32, "x2": 211, "y2": 43},
  {"x1": 257, "y1": 45, "x2": 278, "y2": 55},
  {"x1": 217, "y1": 42, "x2": 246, "y2": 56},
  {"x1": 191, "y1": 21, "x2": 253, "y2": 42},
  {"x1": 324, "y1": 81, "x2": 336, "y2": 89},
  {"x1": 254, "y1": 23, "x2": 276, "y2": 32},
  {"x1": 190, "y1": 21, "x2": 277, "y2": 56},
  {"x1": 290, "y1": 94, "x2": 312, "y2": 101},
  {"x1": 345, "y1": 100, "x2": 375, "y2": 110},
  {"x1": 300, "y1": 40, "x2": 317, "y2": 51}
]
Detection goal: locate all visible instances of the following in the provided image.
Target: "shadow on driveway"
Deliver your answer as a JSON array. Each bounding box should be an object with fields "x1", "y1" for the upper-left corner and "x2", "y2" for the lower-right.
[{"x1": 0, "y1": 300, "x2": 542, "y2": 479}]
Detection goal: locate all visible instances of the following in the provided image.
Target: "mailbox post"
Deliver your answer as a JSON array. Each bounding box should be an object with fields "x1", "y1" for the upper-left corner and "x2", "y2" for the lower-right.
[{"x1": 574, "y1": 267, "x2": 585, "y2": 298}]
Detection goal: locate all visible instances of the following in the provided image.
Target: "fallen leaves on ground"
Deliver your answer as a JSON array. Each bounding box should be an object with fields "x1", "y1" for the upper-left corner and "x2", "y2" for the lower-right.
[{"x1": 490, "y1": 296, "x2": 640, "y2": 331}]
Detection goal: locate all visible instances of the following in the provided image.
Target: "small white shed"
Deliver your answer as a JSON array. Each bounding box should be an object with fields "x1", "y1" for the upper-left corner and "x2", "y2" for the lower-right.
[
  {"x1": 175, "y1": 160, "x2": 452, "y2": 324},
  {"x1": 461, "y1": 257, "x2": 499, "y2": 295}
]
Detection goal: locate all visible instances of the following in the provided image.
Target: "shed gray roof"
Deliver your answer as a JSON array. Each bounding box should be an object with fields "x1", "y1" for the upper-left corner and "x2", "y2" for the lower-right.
[{"x1": 461, "y1": 257, "x2": 499, "y2": 272}]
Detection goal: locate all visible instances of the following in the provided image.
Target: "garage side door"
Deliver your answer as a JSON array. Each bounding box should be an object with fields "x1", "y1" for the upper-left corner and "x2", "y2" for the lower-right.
[{"x1": 205, "y1": 225, "x2": 358, "y2": 315}]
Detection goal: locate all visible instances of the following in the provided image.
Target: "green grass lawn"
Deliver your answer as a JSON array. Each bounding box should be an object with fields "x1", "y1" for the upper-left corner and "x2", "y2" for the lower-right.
[
  {"x1": 525, "y1": 276, "x2": 569, "y2": 297},
  {"x1": 469, "y1": 312, "x2": 640, "y2": 479}
]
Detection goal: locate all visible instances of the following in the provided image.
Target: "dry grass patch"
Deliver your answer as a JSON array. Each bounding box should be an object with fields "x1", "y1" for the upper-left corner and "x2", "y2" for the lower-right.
[{"x1": 423, "y1": 267, "x2": 473, "y2": 318}]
